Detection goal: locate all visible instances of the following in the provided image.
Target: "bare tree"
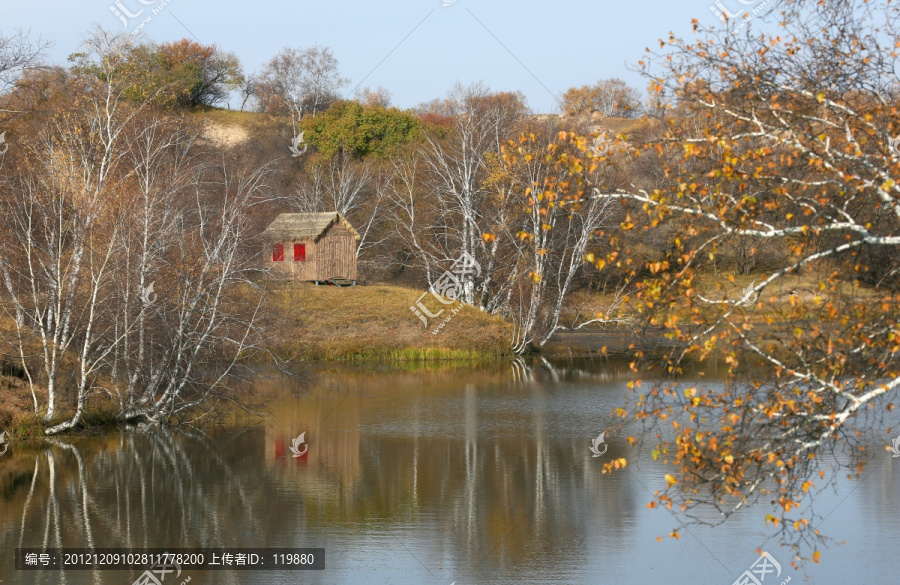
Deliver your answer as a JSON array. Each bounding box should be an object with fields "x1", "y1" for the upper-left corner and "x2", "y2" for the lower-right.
[
  {"x1": 292, "y1": 151, "x2": 372, "y2": 216},
  {"x1": 256, "y1": 45, "x2": 348, "y2": 127},
  {"x1": 115, "y1": 154, "x2": 272, "y2": 424},
  {"x1": 390, "y1": 92, "x2": 609, "y2": 351},
  {"x1": 238, "y1": 73, "x2": 259, "y2": 111},
  {"x1": 355, "y1": 85, "x2": 393, "y2": 108},
  {"x1": 385, "y1": 150, "x2": 439, "y2": 282},
  {"x1": 561, "y1": 78, "x2": 643, "y2": 118},
  {"x1": 413, "y1": 83, "x2": 528, "y2": 307},
  {"x1": 0, "y1": 30, "x2": 138, "y2": 431},
  {"x1": 0, "y1": 28, "x2": 49, "y2": 95},
  {"x1": 0, "y1": 30, "x2": 274, "y2": 433},
  {"x1": 290, "y1": 150, "x2": 385, "y2": 258}
]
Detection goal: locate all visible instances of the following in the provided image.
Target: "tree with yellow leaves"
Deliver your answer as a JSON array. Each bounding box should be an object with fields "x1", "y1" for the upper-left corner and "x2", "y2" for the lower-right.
[{"x1": 537, "y1": 0, "x2": 900, "y2": 560}]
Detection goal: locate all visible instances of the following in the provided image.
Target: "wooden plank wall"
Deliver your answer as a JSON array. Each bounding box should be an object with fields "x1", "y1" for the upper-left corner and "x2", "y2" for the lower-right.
[
  {"x1": 264, "y1": 239, "x2": 318, "y2": 281},
  {"x1": 264, "y1": 223, "x2": 357, "y2": 281},
  {"x1": 317, "y1": 223, "x2": 357, "y2": 281}
]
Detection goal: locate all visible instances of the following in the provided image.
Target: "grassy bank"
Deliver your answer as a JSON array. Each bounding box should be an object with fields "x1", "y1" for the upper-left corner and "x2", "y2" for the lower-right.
[
  {"x1": 0, "y1": 374, "x2": 43, "y2": 438},
  {"x1": 0, "y1": 315, "x2": 43, "y2": 438},
  {"x1": 0, "y1": 372, "x2": 125, "y2": 440},
  {"x1": 0, "y1": 283, "x2": 511, "y2": 437},
  {"x1": 261, "y1": 282, "x2": 513, "y2": 362},
  {"x1": 547, "y1": 270, "x2": 883, "y2": 357}
]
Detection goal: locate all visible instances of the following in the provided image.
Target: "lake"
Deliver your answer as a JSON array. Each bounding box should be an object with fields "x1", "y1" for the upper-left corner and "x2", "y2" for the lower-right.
[{"x1": 1, "y1": 357, "x2": 898, "y2": 584}]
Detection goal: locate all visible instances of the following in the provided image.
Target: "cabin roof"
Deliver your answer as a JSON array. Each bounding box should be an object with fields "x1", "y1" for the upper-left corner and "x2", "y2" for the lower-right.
[{"x1": 261, "y1": 212, "x2": 361, "y2": 242}]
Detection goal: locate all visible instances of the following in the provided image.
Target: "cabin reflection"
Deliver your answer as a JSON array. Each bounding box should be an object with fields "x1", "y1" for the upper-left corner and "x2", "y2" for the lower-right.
[{"x1": 0, "y1": 359, "x2": 655, "y2": 583}]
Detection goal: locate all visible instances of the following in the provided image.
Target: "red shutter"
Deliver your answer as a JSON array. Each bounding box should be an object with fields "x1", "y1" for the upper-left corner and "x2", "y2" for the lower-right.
[
  {"x1": 294, "y1": 243, "x2": 306, "y2": 262},
  {"x1": 273, "y1": 244, "x2": 284, "y2": 262}
]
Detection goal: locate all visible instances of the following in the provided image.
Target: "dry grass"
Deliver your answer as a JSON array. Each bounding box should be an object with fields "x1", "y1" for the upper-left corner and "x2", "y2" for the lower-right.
[
  {"x1": 191, "y1": 106, "x2": 258, "y2": 126},
  {"x1": 0, "y1": 374, "x2": 43, "y2": 438},
  {"x1": 691, "y1": 270, "x2": 881, "y2": 313},
  {"x1": 260, "y1": 282, "x2": 512, "y2": 362},
  {"x1": 591, "y1": 114, "x2": 644, "y2": 135},
  {"x1": 0, "y1": 371, "x2": 125, "y2": 439},
  {"x1": 0, "y1": 316, "x2": 40, "y2": 436},
  {"x1": 560, "y1": 267, "x2": 883, "y2": 332},
  {"x1": 0, "y1": 281, "x2": 510, "y2": 436},
  {"x1": 0, "y1": 315, "x2": 124, "y2": 438}
]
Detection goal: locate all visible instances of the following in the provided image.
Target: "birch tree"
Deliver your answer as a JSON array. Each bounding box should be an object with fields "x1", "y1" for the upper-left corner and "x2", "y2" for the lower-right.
[
  {"x1": 256, "y1": 45, "x2": 348, "y2": 128},
  {"x1": 498, "y1": 132, "x2": 613, "y2": 353},
  {"x1": 415, "y1": 83, "x2": 528, "y2": 307},
  {"x1": 290, "y1": 151, "x2": 385, "y2": 258},
  {"x1": 561, "y1": 78, "x2": 643, "y2": 118},
  {"x1": 540, "y1": 0, "x2": 900, "y2": 558},
  {"x1": 114, "y1": 153, "x2": 272, "y2": 424},
  {"x1": 0, "y1": 30, "x2": 135, "y2": 432},
  {"x1": 0, "y1": 28, "x2": 48, "y2": 94},
  {"x1": 0, "y1": 30, "x2": 273, "y2": 432}
]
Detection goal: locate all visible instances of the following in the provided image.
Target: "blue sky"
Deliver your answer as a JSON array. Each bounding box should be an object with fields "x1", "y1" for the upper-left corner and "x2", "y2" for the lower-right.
[{"x1": 4, "y1": 0, "x2": 750, "y2": 113}]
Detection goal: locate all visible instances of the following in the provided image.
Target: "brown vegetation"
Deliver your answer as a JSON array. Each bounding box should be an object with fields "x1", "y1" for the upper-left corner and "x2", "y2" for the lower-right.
[
  {"x1": 260, "y1": 283, "x2": 511, "y2": 361},
  {"x1": 518, "y1": 0, "x2": 900, "y2": 563}
]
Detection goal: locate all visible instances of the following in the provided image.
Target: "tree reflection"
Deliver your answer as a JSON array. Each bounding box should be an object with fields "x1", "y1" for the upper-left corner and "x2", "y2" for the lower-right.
[
  {"x1": 1, "y1": 427, "x2": 274, "y2": 584},
  {"x1": 1, "y1": 359, "x2": 646, "y2": 582}
]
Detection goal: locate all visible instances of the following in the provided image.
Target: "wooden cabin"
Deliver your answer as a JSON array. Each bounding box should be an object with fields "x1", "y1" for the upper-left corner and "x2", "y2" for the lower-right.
[{"x1": 262, "y1": 212, "x2": 360, "y2": 283}]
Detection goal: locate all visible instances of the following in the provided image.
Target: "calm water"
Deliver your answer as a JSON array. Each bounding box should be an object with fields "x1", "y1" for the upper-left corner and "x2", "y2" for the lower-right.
[{"x1": 1, "y1": 358, "x2": 898, "y2": 584}]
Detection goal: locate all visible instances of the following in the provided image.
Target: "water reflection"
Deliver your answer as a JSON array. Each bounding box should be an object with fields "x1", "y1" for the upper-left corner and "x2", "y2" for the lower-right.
[
  {"x1": 3, "y1": 427, "x2": 286, "y2": 584},
  {"x1": 1, "y1": 358, "x2": 897, "y2": 585}
]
